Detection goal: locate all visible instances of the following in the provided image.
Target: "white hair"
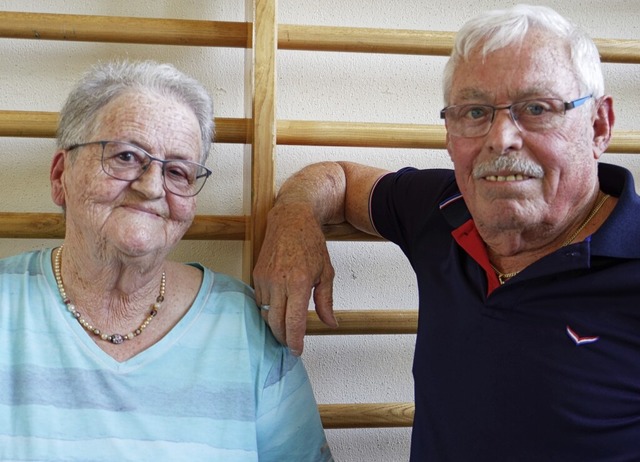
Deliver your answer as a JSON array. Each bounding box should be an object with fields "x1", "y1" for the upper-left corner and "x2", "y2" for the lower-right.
[{"x1": 442, "y1": 4, "x2": 604, "y2": 104}]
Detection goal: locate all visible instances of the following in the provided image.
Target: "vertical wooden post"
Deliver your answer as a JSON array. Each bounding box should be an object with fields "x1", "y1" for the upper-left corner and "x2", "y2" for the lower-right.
[{"x1": 243, "y1": 0, "x2": 277, "y2": 283}]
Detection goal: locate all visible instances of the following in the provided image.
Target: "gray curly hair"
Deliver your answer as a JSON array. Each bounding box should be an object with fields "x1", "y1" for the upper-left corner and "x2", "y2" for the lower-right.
[{"x1": 56, "y1": 60, "x2": 214, "y2": 162}]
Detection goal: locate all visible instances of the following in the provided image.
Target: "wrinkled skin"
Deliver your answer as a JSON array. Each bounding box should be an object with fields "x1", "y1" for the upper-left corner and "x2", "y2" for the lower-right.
[
  {"x1": 253, "y1": 29, "x2": 614, "y2": 355},
  {"x1": 253, "y1": 202, "x2": 337, "y2": 356},
  {"x1": 49, "y1": 90, "x2": 204, "y2": 360},
  {"x1": 446, "y1": 29, "x2": 613, "y2": 271}
]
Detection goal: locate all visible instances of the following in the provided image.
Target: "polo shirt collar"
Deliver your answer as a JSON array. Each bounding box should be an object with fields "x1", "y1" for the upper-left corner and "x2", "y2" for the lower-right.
[{"x1": 590, "y1": 163, "x2": 640, "y2": 258}]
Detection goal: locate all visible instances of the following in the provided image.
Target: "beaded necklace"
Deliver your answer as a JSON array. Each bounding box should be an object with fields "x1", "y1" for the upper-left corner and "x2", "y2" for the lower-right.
[
  {"x1": 491, "y1": 193, "x2": 611, "y2": 285},
  {"x1": 53, "y1": 245, "x2": 166, "y2": 344}
]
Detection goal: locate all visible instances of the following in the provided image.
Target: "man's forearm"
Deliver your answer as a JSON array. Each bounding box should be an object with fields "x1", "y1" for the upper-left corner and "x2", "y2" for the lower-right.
[{"x1": 274, "y1": 161, "x2": 347, "y2": 226}]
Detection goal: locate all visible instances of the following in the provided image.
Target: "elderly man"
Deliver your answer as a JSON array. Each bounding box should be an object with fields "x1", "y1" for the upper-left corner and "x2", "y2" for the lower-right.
[{"x1": 253, "y1": 4, "x2": 640, "y2": 460}]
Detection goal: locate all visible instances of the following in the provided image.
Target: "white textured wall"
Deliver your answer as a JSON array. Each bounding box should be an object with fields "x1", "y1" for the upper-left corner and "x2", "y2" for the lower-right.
[{"x1": 1, "y1": 1, "x2": 638, "y2": 460}]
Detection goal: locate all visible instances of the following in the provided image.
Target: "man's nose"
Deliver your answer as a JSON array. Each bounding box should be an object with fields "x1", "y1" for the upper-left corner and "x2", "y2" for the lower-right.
[
  {"x1": 492, "y1": 106, "x2": 523, "y2": 132},
  {"x1": 484, "y1": 106, "x2": 525, "y2": 153}
]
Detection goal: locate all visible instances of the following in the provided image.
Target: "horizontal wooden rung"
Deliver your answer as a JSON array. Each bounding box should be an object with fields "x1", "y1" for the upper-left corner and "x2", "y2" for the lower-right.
[
  {"x1": 2, "y1": 12, "x2": 639, "y2": 63},
  {"x1": 0, "y1": 12, "x2": 250, "y2": 48},
  {"x1": 319, "y1": 402, "x2": 414, "y2": 428},
  {"x1": 277, "y1": 120, "x2": 445, "y2": 149},
  {"x1": 0, "y1": 212, "x2": 246, "y2": 240},
  {"x1": 2, "y1": 111, "x2": 640, "y2": 153},
  {"x1": 0, "y1": 111, "x2": 248, "y2": 144},
  {"x1": 0, "y1": 212, "x2": 382, "y2": 241},
  {"x1": 307, "y1": 310, "x2": 418, "y2": 335}
]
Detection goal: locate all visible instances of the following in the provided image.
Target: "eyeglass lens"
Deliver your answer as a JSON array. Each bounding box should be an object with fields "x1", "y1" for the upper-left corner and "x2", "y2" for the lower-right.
[
  {"x1": 442, "y1": 97, "x2": 589, "y2": 138},
  {"x1": 101, "y1": 141, "x2": 208, "y2": 197}
]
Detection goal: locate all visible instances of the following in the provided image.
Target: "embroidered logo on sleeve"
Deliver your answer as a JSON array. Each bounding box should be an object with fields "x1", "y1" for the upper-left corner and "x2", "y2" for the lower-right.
[{"x1": 566, "y1": 325, "x2": 599, "y2": 345}]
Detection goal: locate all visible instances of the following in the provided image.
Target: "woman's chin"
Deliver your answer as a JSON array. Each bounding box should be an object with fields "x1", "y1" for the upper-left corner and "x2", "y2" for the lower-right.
[{"x1": 111, "y1": 233, "x2": 165, "y2": 259}]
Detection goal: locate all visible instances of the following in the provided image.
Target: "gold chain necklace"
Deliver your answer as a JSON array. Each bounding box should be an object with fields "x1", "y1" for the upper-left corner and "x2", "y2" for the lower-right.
[
  {"x1": 490, "y1": 265, "x2": 520, "y2": 286},
  {"x1": 491, "y1": 193, "x2": 610, "y2": 285},
  {"x1": 561, "y1": 193, "x2": 610, "y2": 247},
  {"x1": 54, "y1": 245, "x2": 166, "y2": 344}
]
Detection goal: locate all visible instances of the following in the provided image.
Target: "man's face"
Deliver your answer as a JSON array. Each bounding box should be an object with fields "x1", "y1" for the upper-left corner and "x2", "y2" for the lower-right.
[{"x1": 446, "y1": 30, "x2": 601, "y2": 241}]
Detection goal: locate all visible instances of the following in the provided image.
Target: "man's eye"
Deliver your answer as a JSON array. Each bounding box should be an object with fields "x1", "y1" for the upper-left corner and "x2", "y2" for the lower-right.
[
  {"x1": 521, "y1": 102, "x2": 551, "y2": 116},
  {"x1": 464, "y1": 106, "x2": 491, "y2": 120}
]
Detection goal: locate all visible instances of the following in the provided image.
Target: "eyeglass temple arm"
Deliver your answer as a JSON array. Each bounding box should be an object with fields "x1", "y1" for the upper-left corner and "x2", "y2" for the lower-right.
[{"x1": 564, "y1": 95, "x2": 593, "y2": 111}]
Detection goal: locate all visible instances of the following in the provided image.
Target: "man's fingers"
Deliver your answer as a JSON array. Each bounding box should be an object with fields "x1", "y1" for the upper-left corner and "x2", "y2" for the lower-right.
[
  {"x1": 284, "y1": 286, "x2": 314, "y2": 356},
  {"x1": 313, "y1": 280, "x2": 338, "y2": 328},
  {"x1": 264, "y1": 290, "x2": 288, "y2": 346},
  {"x1": 285, "y1": 308, "x2": 308, "y2": 356}
]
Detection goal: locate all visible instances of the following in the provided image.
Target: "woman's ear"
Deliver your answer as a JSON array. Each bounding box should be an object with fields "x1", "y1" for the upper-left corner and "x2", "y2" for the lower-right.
[
  {"x1": 50, "y1": 150, "x2": 67, "y2": 207},
  {"x1": 592, "y1": 95, "x2": 615, "y2": 159}
]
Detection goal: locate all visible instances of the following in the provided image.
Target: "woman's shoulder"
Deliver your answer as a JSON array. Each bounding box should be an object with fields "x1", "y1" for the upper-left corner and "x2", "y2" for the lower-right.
[
  {"x1": 166, "y1": 262, "x2": 257, "y2": 313},
  {"x1": 189, "y1": 263, "x2": 256, "y2": 300},
  {"x1": 0, "y1": 249, "x2": 48, "y2": 274}
]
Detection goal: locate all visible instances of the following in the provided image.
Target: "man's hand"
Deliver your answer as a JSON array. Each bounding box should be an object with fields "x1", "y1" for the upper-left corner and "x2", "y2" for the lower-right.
[{"x1": 253, "y1": 203, "x2": 338, "y2": 356}]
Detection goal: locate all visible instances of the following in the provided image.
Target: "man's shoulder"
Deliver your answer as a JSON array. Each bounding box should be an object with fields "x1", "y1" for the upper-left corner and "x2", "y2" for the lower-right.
[
  {"x1": 593, "y1": 163, "x2": 640, "y2": 257},
  {"x1": 394, "y1": 166, "x2": 455, "y2": 179},
  {"x1": 377, "y1": 167, "x2": 458, "y2": 195}
]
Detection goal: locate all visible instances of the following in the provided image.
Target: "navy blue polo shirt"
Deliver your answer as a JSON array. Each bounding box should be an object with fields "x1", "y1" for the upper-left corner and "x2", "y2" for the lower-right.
[{"x1": 371, "y1": 163, "x2": 640, "y2": 461}]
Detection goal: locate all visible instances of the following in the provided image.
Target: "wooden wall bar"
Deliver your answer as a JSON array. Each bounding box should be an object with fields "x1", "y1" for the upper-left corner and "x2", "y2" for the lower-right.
[
  {"x1": 2, "y1": 111, "x2": 639, "y2": 153},
  {"x1": 1, "y1": 5, "x2": 637, "y2": 432},
  {"x1": 2, "y1": 11, "x2": 639, "y2": 63}
]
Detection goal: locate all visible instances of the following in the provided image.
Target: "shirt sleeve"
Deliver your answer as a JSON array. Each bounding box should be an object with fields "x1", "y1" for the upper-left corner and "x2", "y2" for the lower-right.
[
  {"x1": 370, "y1": 167, "x2": 457, "y2": 250},
  {"x1": 242, "y1": 297, "x2": 333, "y2": 461},
  {"x1": 255, "y1": 341, "x2": 333, "y2": 461}
]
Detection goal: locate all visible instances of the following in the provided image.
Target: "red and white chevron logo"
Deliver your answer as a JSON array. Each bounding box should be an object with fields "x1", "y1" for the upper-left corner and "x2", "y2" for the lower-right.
[{"x1": 566, "y1": 325, "x2": 599, "y2": 345}]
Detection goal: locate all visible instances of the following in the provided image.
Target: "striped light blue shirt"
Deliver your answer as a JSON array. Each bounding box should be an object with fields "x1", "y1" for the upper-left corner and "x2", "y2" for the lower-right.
[{"x1": 0, "y1": 249, "x2": 332, "y2": 462}]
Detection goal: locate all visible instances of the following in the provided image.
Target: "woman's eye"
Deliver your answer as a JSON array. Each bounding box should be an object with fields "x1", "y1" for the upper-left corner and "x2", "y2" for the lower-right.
[
  {"x1": 166, "y1": 164, "x2": 192, "y2": 182},
  {"x1": 116, "y1": 151, "x2": 136, "y2": 162}
]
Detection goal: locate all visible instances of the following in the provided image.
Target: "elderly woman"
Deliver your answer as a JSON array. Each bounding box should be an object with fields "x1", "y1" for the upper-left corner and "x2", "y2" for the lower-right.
[{"x1": 0, "y1": 60, "x2": 332, "y2": 461}]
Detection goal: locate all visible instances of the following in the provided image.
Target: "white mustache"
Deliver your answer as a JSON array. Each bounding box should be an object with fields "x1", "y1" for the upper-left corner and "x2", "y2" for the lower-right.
[{"x1": 472, "y1": 156, "x2": 544, "y2": 179}]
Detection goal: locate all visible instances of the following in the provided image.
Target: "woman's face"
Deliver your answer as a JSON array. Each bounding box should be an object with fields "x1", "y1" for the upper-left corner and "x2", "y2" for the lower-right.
[{"x1": 52, "y1": 91, "x2": 203, "y2": 260}]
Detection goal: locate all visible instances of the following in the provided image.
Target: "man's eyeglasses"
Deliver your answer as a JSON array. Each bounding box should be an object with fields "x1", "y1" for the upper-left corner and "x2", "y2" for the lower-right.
[
  {"x1": 440, "y1": 95, "x2": 593, "y2": 138},
  {"x1": 68, "y1": 141, "x2": 212, "y2": 197}
]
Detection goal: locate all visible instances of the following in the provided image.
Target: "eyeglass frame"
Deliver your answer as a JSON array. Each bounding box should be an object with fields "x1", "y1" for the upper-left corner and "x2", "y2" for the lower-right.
[
  {"x1": 439, "y1": 95, "x2": 594, "y2": 138},
  {"x1": 67, "y1": 140, "x2": 212, "y2": 197}
]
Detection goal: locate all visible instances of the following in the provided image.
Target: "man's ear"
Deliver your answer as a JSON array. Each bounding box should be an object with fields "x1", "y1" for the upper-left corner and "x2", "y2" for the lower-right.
[
  {"x1": 50, "y1": 150, "x2": 67, "y2": 207},
  {"x1": 592, "y1": 95, "x2": 615, "y2": 159}
]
